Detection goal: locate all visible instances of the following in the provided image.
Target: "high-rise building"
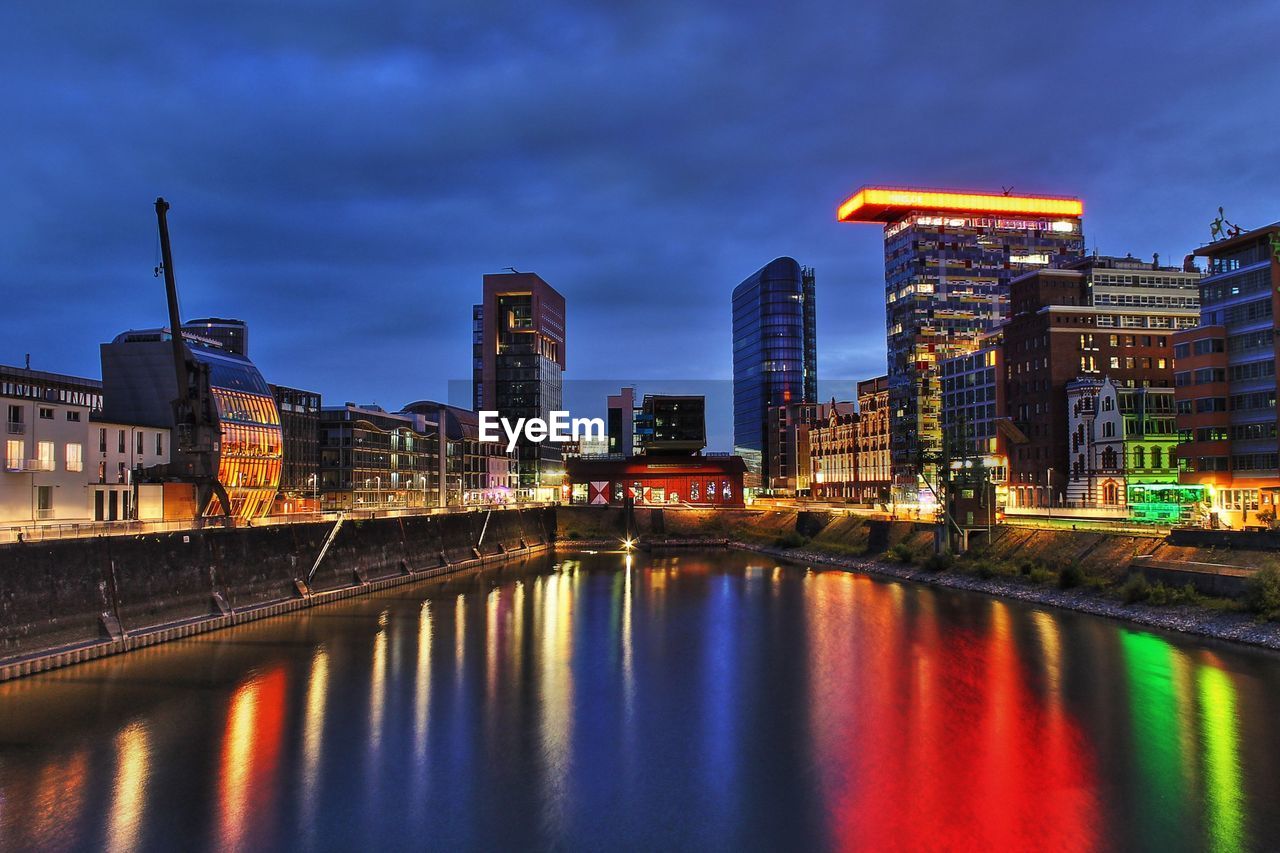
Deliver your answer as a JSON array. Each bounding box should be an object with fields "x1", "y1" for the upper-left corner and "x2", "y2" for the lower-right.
[
  {"x1": 732, "y1": 257, "x2": 817, "y2": 485},
  {"x1": 837, "y1": 187, "x2": 1085, "y2": 502},
  {"x1": 1175, "y1": 223, "x2": 1280, "y2": 528},
  {"x1": 472, "y1": 272, "x2": 566, "y2": 499}
]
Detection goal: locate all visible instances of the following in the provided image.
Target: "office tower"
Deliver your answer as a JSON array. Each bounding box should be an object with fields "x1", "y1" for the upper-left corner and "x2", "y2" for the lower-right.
[
  {"x1": 472, "y1": 271, "x2": 566, "y2": 498},
  {"x1": 837, "y1": 187, "x2": 1085, "y2": 503},
  {"x1": 732, "y1": 257, "x2": 817, "y2": 485},
  {"x1": 1175, "y1": 223, "x2": 1280, "y2": 528},
  {"x1": 270, "y1": 384, "x2": 322, "y2": 511}
]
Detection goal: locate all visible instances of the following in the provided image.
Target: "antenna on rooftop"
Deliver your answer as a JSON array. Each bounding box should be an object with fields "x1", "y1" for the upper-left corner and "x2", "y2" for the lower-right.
[
  {"x1": 1001, "y1": 186, "x2": 1014, "y2": 196},
  {"x1": 503, "y1": 266, "x2": 520, "y2": 274}
]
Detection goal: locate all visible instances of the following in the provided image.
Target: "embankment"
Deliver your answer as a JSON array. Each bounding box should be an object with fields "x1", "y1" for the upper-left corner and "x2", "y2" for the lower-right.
[
  {"x1": 0, "y1": 506, "x2": 554, "y2": 680},
  {"x1": 557, "y1": 505, "x2": 1280, "y2": 649}
]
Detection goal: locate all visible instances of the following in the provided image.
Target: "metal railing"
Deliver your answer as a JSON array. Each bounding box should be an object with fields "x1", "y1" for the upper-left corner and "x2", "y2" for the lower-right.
[
  {"x1": 6, "y1": 421, "x2": 25, "y2": 435},
  {"x1": 0, "y1": 500, "x2": 559, "y2": 545}
]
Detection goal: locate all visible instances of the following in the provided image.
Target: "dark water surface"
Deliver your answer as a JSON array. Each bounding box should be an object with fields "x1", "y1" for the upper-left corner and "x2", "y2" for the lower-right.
[{"x1": 1, "y1": 550, "x2": 1278, "y2": 852}]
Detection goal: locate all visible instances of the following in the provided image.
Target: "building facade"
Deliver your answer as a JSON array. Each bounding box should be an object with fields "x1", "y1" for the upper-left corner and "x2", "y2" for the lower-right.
[
  {"x1": 838, "y1": 187, "x2": 1085, "y2": 504},
  {"x1": 732, "y1": 257, "x2": 817, "y2": 483},
  {"x1": 1001, "y1": 262, "x2": 1199, "y2": 509},
  {"x1": 939, "y1": 340, "x2": 1008, "y2": 509},
  {"x1": 606, "y1": 387, "x2": 636, "y2": 457},
  {"x1": 808, "y1": 402, "x2": 858, "y2": 500},
  {"x1": 1065, "y1": 378, "x2": 1190, "y2": 521},
  {"x1": 1175, "y1": 224, "x2": 1280, "y2": 528},
  {"x1": 1, "y1": 366, "x2": 102, "y2": 526},
  {"x1": 566, "y1": 454, "x2": 747, "y2": 508},
  {"x1": 855, "y1": 375, "x2": 892, "y2": 505},
  {"x1": 101, "y1": 329, "x2": 284, "y2": 520},
  {"x1": 318, "y1": 404, "x2": 438, "y2": 512},
  {"x1": 473, "y1": 271, "x2": 566, "y2": 499},
  {"x1": 89, "y1": 419, "x2": 171, "y2": 521},
  {"x1": 400, "y1": 400, "x2": 517, "y2": 506},
  {"x1": 271, "y1": 384, "x2": 322, "y2": 513},
  {"x1": 182, "y1": 318, "x2": 249, "y2": 357}
]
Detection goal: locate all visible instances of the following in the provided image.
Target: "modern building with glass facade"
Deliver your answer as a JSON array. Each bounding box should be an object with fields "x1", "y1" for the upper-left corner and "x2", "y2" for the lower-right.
[
  {"x1": 732, "y1": 257, "x2": 817, "y2": 485},
  {"x1": 318, "y1": 404, "x2": 438, "y2": 512},
  {"x1": 838, "y1": 187, "x2": 1085, "y2": 503},
  {"x1": 1175, "y1": 223, "x2": 1280, "y2": 528},
  {"x1": 101, "y1": 329, "x2": 283, "y2": 520},
  {"x1": 473, "y1": 271, "x2": 566, "y2": 499}
]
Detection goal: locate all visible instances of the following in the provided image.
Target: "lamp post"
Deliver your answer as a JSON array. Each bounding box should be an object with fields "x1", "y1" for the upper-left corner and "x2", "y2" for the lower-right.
[
  {"x1": 1046, "y1": 467, "x2": 1054, "y2": 521},
  {"x1": 308, "y1": 473, "x2": 318, "y2": 513}
]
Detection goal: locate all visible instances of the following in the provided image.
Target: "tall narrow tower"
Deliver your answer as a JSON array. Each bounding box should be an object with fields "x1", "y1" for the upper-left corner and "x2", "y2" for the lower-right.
[{"x1": 837, "y1": 187, "x2": 1084, "y2": 504}]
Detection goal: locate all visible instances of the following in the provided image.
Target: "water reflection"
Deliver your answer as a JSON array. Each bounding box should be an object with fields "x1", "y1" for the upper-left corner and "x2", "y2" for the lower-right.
[
  {"x1": 106, "y1": 721, "x2": 150, "y2": 853},
  {"x1": 0, "y1": 550, "x2": 1276, "y2": 852}
]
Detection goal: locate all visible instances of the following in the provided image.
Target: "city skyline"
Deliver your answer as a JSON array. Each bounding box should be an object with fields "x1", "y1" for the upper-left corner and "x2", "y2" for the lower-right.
[{"x1": 3, "y1": 2, "x2": 1279, "y2": 452}]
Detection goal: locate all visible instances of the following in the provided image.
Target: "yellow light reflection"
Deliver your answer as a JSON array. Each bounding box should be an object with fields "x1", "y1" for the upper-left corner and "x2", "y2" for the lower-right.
[
  {"x1": 298, "y1": 646, "x2": 329, "y2": 838},
  {"x1": 1198, "y1": 666, "x2": 1245, "y2": 852},
  {"x1": 106, "y1": 722, "x2": 150, "y2": 853}
]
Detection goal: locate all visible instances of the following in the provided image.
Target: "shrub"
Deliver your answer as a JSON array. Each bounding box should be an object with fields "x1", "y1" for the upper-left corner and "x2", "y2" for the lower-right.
[
  {"x1": 1244, "y1": 565, "x2": 1280, "y2": 616},
  {"x1": 1121, "y1": 575, "x2": 1150, "y2": 604},
  {"x1": 922, "y1": 552, "x2": 954, "y2": 572},
  {"x1": 887, "y1": 542, "x2": 915, "y2": 564},
  {"x1": 1028, "y1": 567, "x2": 1055, "y2": 585},
  {"x1": 1148, "y1": 581, "x2": 1171, "y2": 606},
  {"x1": 1018, "y1": 560, "x2": 1035, "y2": 576},
  {"x1": 774, "y1": 531, "x2": 808, "y2": 549},
  {"x1": 1058, "y1": 563, "x2": 1085, "y2": 590}
]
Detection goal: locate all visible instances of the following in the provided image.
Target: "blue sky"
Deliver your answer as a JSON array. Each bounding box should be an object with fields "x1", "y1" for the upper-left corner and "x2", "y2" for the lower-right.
[{"x1": 3, "y1": 0, "x2": 1279, "y2": 451}]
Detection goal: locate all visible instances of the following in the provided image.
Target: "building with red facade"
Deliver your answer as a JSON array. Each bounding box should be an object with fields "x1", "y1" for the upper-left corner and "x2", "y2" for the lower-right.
[{"x1": 566, "y1": 455, "x2": 746, "y2": 507}]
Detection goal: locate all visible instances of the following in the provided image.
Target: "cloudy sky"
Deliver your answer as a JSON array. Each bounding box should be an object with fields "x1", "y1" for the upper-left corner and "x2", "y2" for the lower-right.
[{"x1": 3, "y1": 1, "x2": 1279, "y2": 450}]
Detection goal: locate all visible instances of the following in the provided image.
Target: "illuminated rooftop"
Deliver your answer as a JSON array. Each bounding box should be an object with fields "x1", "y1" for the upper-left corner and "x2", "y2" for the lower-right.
[{"x1": 837, "y1": 186, "x2": 1083, "y2": 223}]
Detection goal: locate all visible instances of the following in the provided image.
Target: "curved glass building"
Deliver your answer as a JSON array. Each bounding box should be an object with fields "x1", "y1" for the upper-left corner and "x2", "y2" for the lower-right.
[
  {"x1": 101, "y1": 329, "x2": 283, "y2": 520},
  {"x1": 732, "y1": 258, "x2": 817, "y2": 481}
]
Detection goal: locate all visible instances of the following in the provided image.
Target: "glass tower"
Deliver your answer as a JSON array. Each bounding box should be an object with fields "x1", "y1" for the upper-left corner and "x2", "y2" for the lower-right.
[
  {"x1": 732, "y1": 257, "x2": 817, "y2": 480},
  {"x1": 838, "y1": 187, "x2": 1084, "y2": 503}
]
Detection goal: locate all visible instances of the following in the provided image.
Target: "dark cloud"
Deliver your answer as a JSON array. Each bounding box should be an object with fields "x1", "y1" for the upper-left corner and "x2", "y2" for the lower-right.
[{"x1": 2, "y1": 0, "x2": 1279, "y2": 448}]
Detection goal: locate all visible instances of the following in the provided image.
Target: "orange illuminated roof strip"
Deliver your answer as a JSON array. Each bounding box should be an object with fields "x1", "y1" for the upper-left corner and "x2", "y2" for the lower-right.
[{"x1": 837, "y1": 187, "x2": 1083, "y2": 221}]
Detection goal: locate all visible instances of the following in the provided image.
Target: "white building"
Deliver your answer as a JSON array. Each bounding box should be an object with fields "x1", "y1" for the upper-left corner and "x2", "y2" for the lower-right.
[
  {"x1": 1, "y1": 366, "x2": 102, "y2": 526},
  {"x1": 1066, "y1": 376, "x2": 1180, "y2": 511},
  {"x1": 89, "y1": 420, "x2": 171, "y2": 521}
]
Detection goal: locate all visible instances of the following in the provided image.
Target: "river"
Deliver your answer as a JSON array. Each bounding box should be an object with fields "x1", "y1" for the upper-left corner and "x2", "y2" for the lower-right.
[{"x1": 1, "y1": 549, "x2": 1277, "y2": 852}]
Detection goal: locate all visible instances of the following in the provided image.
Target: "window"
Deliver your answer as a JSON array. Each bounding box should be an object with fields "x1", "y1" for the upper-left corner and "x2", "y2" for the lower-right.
[
  {"x1": 38, "y1": 407, "x2": 54, "y2": 420},
  {"x1": 37, "y1": 440, "x2": 55, "y2": 470},
  {"x1": 98, "y1": 461, "x2": 106, "y2": 483},
  {"x1": 66, "y1": 410, "x2": 81, "y2": 422},
  {"x1": 136, "y1": 431, "x2": 144, "y2": 455},
  {"x1": 6, "y1": 438, "x2": 22, "y2": 468},
  {"x1": 65, "y1": 442, "x2": 82, "y2": 473},
  {"x1": 155, "y1": 432, "x2": 164, "y2": 456},
  {"x1": 36, "y1": 485, "x2": 53, "y2": 519},
  {"x1": 99, "y1": 428, "x2": 107, "y2": 452},
  {"x1": 118, "y1": 430, "x2": 125, "y2": 453}
]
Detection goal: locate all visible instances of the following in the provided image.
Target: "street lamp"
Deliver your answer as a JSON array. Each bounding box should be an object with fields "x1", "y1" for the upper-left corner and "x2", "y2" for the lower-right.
[
  {"x1": 1046, "y1": 467, "x2": 1053, "y2": 521},
  {"x1": 308, "y1": 473, "x2": 318, "y2": 512}
]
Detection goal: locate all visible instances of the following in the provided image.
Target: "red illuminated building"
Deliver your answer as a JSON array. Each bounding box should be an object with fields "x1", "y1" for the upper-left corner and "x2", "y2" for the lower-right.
[{"x1": 566, "y1": 455, "x2": 746, "y2": 507}]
